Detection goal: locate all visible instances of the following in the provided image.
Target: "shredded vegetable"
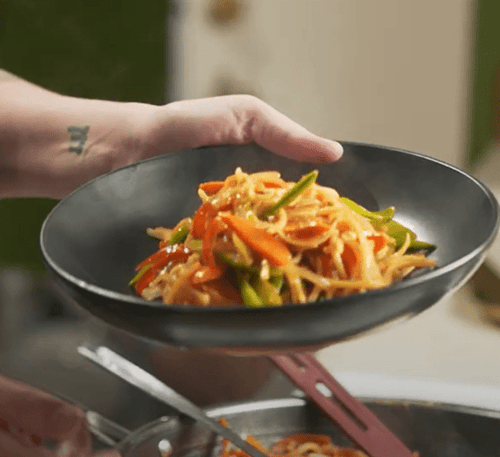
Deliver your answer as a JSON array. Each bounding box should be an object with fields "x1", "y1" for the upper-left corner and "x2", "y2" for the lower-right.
[
  {"x1": 131, "y1": 168, "x2": 436, "y2": 306},
  {"x1": 217, "y1": 425, "x2": 420, "y2": 457}
]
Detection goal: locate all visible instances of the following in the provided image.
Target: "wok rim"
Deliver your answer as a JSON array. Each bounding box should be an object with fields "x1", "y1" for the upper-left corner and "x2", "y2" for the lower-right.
[
  {"x1": 114, "y1": 396, "x2": 500, "y2": 454},
  {"x1": 204, "y1": 396, "x2": 500, "y2": 421},
  {"x1": 40, "y1": 141, "x2": 500, "y2": 316}
]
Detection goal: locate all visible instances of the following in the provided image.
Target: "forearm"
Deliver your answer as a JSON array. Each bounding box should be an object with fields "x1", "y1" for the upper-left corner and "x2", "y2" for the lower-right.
[
  {"x1": 0, "y1": 70, "x2": 154, "y2": 199},
  {"x1": 0, "y1": 70, "x2": 342, "y2": 199}
]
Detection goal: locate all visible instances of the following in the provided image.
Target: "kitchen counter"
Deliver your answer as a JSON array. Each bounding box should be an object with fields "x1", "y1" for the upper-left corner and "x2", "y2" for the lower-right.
[{"x1": 315, "y1": 283, "x2": 500, "y2": 409}]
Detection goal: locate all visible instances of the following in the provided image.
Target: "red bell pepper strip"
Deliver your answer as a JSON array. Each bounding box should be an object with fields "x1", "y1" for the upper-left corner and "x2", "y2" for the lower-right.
[
  {"x1": 135, "y1": 267, "x2": 157, "y2": 295},
  {"x1": 202, "y1": 278, "x2": 241, "y2": 304},
  {"x1": 134, "y1": 244, "x2": 192, "y2": 294},
  {"x1": 135, "y1": 243, "x2": 190, "y2": 271},
  {"x1": 192, "y1": 218, "x2": 226, "y2": 284},
  {"x1": 191, "y1": 201, "x2": 216, "y2": 239},
  {"x1": 191, "y1": 201, "x2": 232, "y2": 239}
]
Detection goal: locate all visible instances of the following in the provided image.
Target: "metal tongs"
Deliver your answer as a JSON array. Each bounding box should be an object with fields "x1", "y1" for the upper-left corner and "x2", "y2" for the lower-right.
[{"x1": 78, "y1": 346, "x2": 268, "y2": 457}]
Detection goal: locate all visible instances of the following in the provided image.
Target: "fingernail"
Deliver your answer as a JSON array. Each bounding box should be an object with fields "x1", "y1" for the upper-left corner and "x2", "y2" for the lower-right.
[{"x1": 327, "y1": 140, "x2": 343, "y2": 160}]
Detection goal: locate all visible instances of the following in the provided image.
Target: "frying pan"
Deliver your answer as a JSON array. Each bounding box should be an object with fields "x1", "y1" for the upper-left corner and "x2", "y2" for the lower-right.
[
  {"x1": 40, "y1": 142, "x2": 500, "y2": 352},
  {"x1": 105, "y1": 396, "x2": 500, "y2": 457}
]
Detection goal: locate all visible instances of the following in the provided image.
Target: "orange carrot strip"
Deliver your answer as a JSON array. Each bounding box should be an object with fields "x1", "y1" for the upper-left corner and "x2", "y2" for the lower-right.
[
  {"x1": 219, "y1": 417, "x2": 230, "y2": 428},
  {"x1": 218, "y1": 418, "x2": 233, "y2": 457},
  {"x1": 319, "y1": 253, "x2": 332, "y2": 277},
  {"x1": 341, "y1": 242, "x2": 361, "y2": 278},
  {"x1": 199, "y1": 181, "x2": 225, "y2": 195},
  {"x1": 284, "y1": 222, "x2": 330, "y2": 239},
  {"x1": 219, "y1": 214, "x2": 292, "y2": 267},
  {"x1": 246, "y1": 435, "x2": 270, "y2": 455},
  {"x1": 336, "y1": 221, "x2": 351, "y2": 232},
  {"x1": 367, "y1": 234, "x2": 388, "y2": 253},
  {"x1": 262, "y1": 181, "x2": 284, "y2": 189}
]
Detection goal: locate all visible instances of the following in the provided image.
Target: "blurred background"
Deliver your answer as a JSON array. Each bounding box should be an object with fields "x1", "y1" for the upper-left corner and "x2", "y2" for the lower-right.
[{"x1": 2, "y1": 0, "x2": 500, "y2": 430}]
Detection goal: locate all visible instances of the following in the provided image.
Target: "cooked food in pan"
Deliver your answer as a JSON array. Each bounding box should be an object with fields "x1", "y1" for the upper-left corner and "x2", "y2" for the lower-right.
[
  {"x1": 218, "y1": 429, "x2": 419, "y2": 457},
  {"x1": 130, "y1": 168, "x2": 436, "y2": 306}
]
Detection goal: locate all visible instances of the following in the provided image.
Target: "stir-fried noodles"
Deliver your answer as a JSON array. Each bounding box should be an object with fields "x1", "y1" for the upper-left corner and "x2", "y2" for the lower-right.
[
  {"x1": 130, "y1": 169, "x2": 436, "y2": 306},
  {"x1": 218, "y1": 428, "x2": 419, "y2": 457}
]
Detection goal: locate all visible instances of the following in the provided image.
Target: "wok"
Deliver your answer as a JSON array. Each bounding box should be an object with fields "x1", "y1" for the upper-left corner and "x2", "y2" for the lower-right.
[
  {"x1": 40, "y1": 142, "x2": 500, "y2": 352},
  {"x1": 109, "y1": 397, "x2": 500, "y2": 457}
]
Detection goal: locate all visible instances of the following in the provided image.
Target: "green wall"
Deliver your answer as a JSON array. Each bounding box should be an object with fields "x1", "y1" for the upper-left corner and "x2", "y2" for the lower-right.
[
  {"x1": 0, "y1": 1, "x2": 167, "y2": 269},
  {"x1": 468, "y1": 0, "x2": 500, "y2": 169}
]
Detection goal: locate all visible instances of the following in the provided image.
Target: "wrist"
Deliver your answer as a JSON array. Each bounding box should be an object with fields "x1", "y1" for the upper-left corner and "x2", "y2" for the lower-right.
[{"x1": 0, "y1": 85, "x2": 158, "y2": 199}]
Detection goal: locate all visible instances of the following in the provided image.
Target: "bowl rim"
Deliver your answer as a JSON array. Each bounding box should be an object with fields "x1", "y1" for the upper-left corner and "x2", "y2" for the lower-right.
[{"x1": 40, "y1": 141, "x2": 500, "y2": 315}]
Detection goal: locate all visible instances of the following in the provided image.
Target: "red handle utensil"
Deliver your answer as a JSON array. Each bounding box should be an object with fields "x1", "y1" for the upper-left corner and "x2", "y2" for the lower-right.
[{"x1": 270, "y1": 353, "x2": 415, "y2": 457}]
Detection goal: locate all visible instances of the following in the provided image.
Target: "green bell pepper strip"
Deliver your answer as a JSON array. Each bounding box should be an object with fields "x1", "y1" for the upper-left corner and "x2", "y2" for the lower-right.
[
  {"x1": 340, "y1": 197, "x2": 395, "y2": 222},
  {"x1": 340, "y1": 197, "x2": 435, "y2": 252},
  {"x1": 261, "y1": 170, "x2": 318, "y2": 219},
  {"x1": 128, "y1": 264, "x2": 152, "y2": 288},
  {"x1": 238, "y1": 272, "x2": 264, "y2": 307},
  {"x1": 269, "y1": 274, "x2": 284, "y2": 290},
  {"x1": 218, "y1": 253, "x2": 284, "y2": 306},
  {"x1": 185, "y1": 238, "x2": 202, "y2": 252},
  {"x1": 169, "y1": 224, "x2": 189, "y2": 245},
  {"x1": 216, "y1": 252, "x2": 282, "y2": 277},
  {"x1": 252, "y1": 276, "x2": 282, "y2": 306}
]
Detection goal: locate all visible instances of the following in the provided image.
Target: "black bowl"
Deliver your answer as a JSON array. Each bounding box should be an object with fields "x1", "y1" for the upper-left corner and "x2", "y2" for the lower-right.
[{"x1": 40, "y1": 142, "x2": 500, "y2": 352}]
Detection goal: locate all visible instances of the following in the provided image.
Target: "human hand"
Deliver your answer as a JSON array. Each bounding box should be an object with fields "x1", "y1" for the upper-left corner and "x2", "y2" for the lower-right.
[
  {"x1": 0, "y1": 70, "x2": 343, "y2": 198},
  {"x1": 0, "y1": 375, "x2": 120, "y2": 457},
  {"x1": 119, "y1": 94, "x2": 343, "y2": 168}
]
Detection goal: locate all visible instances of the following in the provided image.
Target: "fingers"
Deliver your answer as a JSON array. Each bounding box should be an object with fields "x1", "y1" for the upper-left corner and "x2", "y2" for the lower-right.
[
  {"x1": 144, "y1": 95, "x2": 342, "y2": 165},
  {"x1": 244, "y1": 96, "x2": 343, "y2": 163},
  {"x1": 0, "y1": 376, "x2": 91, "y2": 451},
  {"x1": 0, "y1": 429, "x2": 117, "y2": 457},
  {"x1": 0, "y1": 430, "x2": 53, "y2": 457}
]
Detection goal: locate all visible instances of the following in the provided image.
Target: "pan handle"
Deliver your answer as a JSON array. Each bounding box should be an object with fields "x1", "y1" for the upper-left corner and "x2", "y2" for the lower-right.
[{"x1": 270, "y1": 353, "x2": 415, "y2": 457}]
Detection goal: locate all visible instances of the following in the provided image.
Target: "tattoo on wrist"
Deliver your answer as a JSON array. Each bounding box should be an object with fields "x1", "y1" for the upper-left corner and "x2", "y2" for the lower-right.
[{"x1": 67, "y1": 126, "x2": 90, "y2": 154}]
